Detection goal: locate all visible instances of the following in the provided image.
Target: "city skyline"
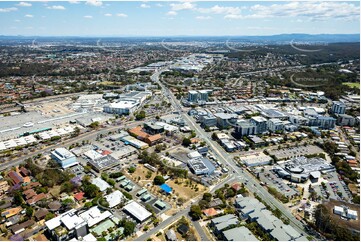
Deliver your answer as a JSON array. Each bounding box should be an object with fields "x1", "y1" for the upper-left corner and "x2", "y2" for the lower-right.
[{"x1": 0, "y1": 0, "x2": 360, "y2": 36}]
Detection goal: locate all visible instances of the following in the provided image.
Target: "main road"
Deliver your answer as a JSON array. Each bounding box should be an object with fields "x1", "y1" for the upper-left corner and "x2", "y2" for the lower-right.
[{"x1": 150, "y1": 68, "x2": 311, "y2": 237}]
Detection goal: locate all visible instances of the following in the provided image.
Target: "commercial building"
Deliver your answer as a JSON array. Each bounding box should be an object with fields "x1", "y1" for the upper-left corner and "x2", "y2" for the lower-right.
[
  {"x1": 45, "y1": 207, "x2": 112, "y2": 241},
  {"x1": 120, "y1": 135, "x2": 149, "y2": 149},
  {"x1": 250, "y1": 116, "x2": 268, "y2": 134},
  {"x1": 210, "y1": 214, "x2": 239, "y2": 234},
  {"x1": 267, "y1": 118, "x2": 284, "y2": 132},
  {"x1": 234, "y1": 120, "x2": 257, "y2": 136},
  {"x1": 337, "y1": 114, "x2": 356, "y2": 126},
  {"x1": 308, "y1": 115, "x2": 336, "y2": 129},
  {"x1": 214, "y1": 113, "x2": 238, "y2": 129},
  {"x1": 123, "y1": 201, "x2": 152, "y2": 223},
  {"x1": 333, "y1": 206, "x2": 358, "y2": 220},
  {"x1": 51, "y1": 148, "x2": 78, "y2": 169},
  {"x1": 188, "y1": 157, "x2": 216, "y2": 176},
  {"x1": 103, "y1": 101, "x2": 139, "y2": 115},
  {"x1": 331, "y1": 101, "x2": 346, "y2": 114},
  {"x1": 239, "y1": 153, "x2": 273, "y2": 167}
]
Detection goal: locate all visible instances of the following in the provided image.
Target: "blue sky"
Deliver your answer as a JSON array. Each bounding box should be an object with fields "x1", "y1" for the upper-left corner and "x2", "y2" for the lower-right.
[{"x1": 0, "y1": 1, "x2": 359, "y2": 36}]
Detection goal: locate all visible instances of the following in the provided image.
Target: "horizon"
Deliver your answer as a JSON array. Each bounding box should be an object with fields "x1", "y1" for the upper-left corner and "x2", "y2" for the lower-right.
[{"x1": 0, "y1": 1, "x2": 360, "y2": 36}]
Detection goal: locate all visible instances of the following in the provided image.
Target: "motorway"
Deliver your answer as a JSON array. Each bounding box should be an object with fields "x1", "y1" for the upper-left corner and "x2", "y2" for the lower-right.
[{"x1": 150, "y1": 68, "x2": 311, "y2": 238}]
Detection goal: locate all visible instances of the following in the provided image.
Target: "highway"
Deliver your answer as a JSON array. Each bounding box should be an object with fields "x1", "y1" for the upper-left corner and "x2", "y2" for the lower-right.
[{"x1": 150, "y1": 68, "x2": 311, "y2": 238}]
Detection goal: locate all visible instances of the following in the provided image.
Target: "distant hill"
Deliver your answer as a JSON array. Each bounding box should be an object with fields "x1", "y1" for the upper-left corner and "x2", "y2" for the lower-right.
[{"x1": 0, "y1": 34, "x2": 359, "y2": 44}]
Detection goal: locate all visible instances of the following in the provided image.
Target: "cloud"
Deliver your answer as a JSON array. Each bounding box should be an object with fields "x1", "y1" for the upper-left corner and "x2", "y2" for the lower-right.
[
  {"x1": 85, "y1": 0, "x2": 103, "y2": 7},
  {"x1": 224, "y1": 14, "x2": 243, "y2": 20},
  {"x1": 104, "y1": 13, "x2": 112, "y2": 17},
  {"x1": 140, "y1": 4, "x2": 150, "y2": 9},
  {"x1": 47, "y1": 5, "x2": 66, "y2": 10},
  {"x1": 84, "y1": 15, "x2": 93, "y2": 19},
  {"x1": 14, "y1": 19, "x2": 21, "y2": 22},
  {"x1": 68, "y1": 0, "x2": 80, "y2": 4},
  {"x1": 24, "y1": 14, "x2": 33, "y2": 18},
  {"x1": 196, "y1": 16, "x2": 212, "y2": 20},
  {"x1": 156, "y1": 3, "x2": 163, "y2": 7},
  {"x1": 0, "y1": 7, "x2": 18, "y2": 13},
  {"x1": 16, "y1": 2, "x2": 32, "y2": 7},
  {"x1": 197, "y1": 5, "x2": 241, "y2": 15},
  {"x1": 246, "y1": 1, "x2": 360, "y2": 21},
  {"x1": 116, "y1": 13, "x2": 128, "y2": 18},
  {"x1": 166, "y1": 11, "x2": 177, "y2": 16},
  {"x1": 170, "y1": 2, "x2": 195, "y2": 11}
]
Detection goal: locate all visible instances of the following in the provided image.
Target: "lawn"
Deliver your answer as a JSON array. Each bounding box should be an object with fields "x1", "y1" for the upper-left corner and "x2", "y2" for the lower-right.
[{"x1": 342, "y1": 82, "x2": 360, "y2": 89}]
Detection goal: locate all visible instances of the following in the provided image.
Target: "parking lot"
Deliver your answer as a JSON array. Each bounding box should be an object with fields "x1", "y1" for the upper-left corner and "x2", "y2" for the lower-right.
[
  {"x1": 258, "y1": 167, "x2": 299, "y2": 197},
  {"x1": 268, "y1": 145, "x2": 324, "y2": 160},
  {"x1": 313, "y1": 171, "x2": 353, "y2": 202}
]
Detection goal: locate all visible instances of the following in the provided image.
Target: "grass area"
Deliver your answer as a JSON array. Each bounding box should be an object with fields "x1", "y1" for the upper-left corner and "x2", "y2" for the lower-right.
[
  {"x1": 126, "y1": 164, "x2": 207, "y2": 202},
  {"x1": 342, "y1": 82, "x2": 360, "y2": 89}
]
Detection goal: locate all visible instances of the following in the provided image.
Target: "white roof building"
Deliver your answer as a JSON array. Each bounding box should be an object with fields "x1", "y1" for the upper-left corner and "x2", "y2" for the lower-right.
[
  {"x1": 84, "y1": 150, "x2": 103, "y2": 161},
  {"x1": 123, "y1": 201, "x2": 152, "y2": 223},
  {"x1": 105, "y1": 190, "x2": 124, "y2": 208},
  {"x1": 91, "y1": 177, "x2": 111, "y2": 192},
  {"x1": 78, "y1": 206, "x2": 112, "y2": 227}
]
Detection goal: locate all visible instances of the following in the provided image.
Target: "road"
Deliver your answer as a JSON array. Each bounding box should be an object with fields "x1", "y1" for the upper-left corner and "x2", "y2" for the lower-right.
[
  {"x1": 0, "y1": 120, "x2": 143, "y2": 171},
  {"x1": 150, "y1": 68, "x2": 311, "y2": 238}
]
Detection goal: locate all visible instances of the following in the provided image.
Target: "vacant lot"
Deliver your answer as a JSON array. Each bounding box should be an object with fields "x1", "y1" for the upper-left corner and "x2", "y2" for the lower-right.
[
  {"x1": 126, "y1": 164, "x2": 208, "y2": 202},
  {"x1": 323, "y1": 199, "x2": 360, "y2": 232}
]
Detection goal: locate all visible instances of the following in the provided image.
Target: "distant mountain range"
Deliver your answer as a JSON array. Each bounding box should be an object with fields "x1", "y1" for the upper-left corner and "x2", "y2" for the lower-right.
[{"x1": 0, "y1": 33, "x2": 359, "y2": 44}]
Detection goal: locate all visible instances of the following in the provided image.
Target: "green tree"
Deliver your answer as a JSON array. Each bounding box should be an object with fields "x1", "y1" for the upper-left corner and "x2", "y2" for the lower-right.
[
  {"x1": 182, "y1": 137, "x2": 191, "y2": 147},
  {"x1": 83, "y1": 184, "x2": 100, "y2": 198},
  {"x1": 153, "y1": 175, "x2": 165, "y2": 185},
  {"x1": 189, "y1": 205, "x2": 202, "y2": 220},
  {"x1": 26, "y1": 207, "x2": 34, "y2": 217}
]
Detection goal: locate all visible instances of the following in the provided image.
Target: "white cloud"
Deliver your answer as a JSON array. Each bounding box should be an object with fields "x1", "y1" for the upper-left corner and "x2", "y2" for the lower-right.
[
  {"x1": 197, "y1": 5, "x2": 241, "y2": 15},
  {"x1": 104, "y1": 13, "x2": 112, "y2": 17},
  {"x1": 47, "y1": 5, "x2": 66, "y2": 10},
  {"x1": 68, "y1": 0, "x2": 80, "y2": 4},
  {"x1": 170, "y1": 2, "x2": 195, "y2": 11},
  {"x1": 246, "y1": 1, "x2": 360, "y2": 21},
  {"x1": 156, "y1": 3, "x2": 163, "y2": 7},
  {"x1": 84, "y1": 15, "x2": 93, "y2": 19},
  {"x1": 16, "y1": 2, "x2": 32, "y2": 7},
  {"x1": 116, "y1": 13, "x2": 128, "y2": 18},
  {"x1": 24, "y1": 14, "x2": 33, "y2": 18},
  {"x1": 196, "y1": 16, "x2": 212, "y2": 20},
  {"x1": 14, "y1": 19, "x2": 21, "y2": 22},
  {"x1": 140, "y1": 4, "x2": 150, "y2": 9},
  {"x1": 224, "y1": 14, "x2": 243, "y2": 20},
  {"x1": 166, "y1": 11, "x2": 177, "y2": 16},
  {"x1": 85, "y1": 0, "x2": 103, "y2": 7},
  {"x1": 0, "y1": 7, "x2": 18, "y2": 13}
]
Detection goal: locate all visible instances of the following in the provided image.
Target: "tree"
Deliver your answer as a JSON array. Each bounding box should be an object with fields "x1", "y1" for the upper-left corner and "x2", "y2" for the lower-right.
[
  {"x1": 202, "y1": 193, "x2": 212, "y2": 202},
  {"x1": 182, "y1": 137, "x2": 191, "y2": 147},
  {"x1": 83, "y1": 184, "x2": 100, "y2": 198},
  {"x1": 135, "y1": 110, "x2": 146, "y2": 120},
  {"x1": 61, "y1": 181, "x2": 74, "y2": 193},
  {"x1": 128, "y1": 167, "x2": 136, "y2": 173},
  {"x1": 211, "y1": 132, "x2": 217, "y2": 140},
  {"x1": 26, "y1": 207, "x2": 34, "y2": 217},
  {"x1": 45, "y1": 213, "x2": 55, "y2": 221},
  {"x1": 121, "y1": 220, "x2": 136, "y2": 236},
  {"x1": 89, "y1": 121, "x2": 100, "y2": 129},
  {"x1": 153, "y1": 175, "x2": 165, "y2": 185},
  {"x1": 13, "y1": 190, "x2": 24, "y2": 206},
  {"x1": 189, "y1": 205, "x2": 202, "y2": 220}
]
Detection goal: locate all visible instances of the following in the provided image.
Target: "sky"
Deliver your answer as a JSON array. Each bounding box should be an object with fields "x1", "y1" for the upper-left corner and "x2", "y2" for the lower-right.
[{"x1": 0, "y1": 0, "x2": 360, "y2": 36}]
